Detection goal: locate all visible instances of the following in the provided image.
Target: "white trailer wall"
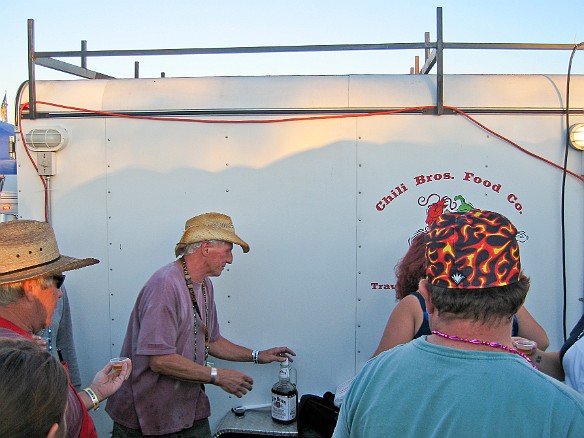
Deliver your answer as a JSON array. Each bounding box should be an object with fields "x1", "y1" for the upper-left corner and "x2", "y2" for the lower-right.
[{"x1": 16, "y1": 74, "x2": 584, "y2": 435}]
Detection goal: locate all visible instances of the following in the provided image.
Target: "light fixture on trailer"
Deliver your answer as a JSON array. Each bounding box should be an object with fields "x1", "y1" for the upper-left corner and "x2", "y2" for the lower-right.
[
  {"x1": 568, "y1": 124, "x2": 584, "y2": 151},
  {"x1": 25, "y1": 127, "x2": 68, "y2": 152}
]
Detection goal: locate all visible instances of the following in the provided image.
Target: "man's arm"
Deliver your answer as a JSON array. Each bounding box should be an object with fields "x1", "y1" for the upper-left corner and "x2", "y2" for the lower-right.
[
  {"x1": 209, "y1": 336, "x2": 296, "y2": 363},
  {"x1": 149, "y1": 353, "x2": 215, "y2": 382},
  {"x1": 149, "y1": 353, "x2": 254, "y2": 397}
]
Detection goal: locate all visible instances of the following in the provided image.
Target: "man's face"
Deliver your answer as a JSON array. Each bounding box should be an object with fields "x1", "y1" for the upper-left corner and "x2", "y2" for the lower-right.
[
  {"x1": 32, "y1": 276, "x2": 63, "y2": 331},
  {"x1": 205, "y1": 242, "x2": 234, "y2": 277}
]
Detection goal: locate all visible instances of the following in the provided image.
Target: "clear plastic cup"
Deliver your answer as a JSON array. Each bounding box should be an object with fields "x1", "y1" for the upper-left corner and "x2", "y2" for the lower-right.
[
  {"x1": 110, "y1": 357, "x2": 130, "y2": 371},
  {"x1": 513, "y1": 339, "x2": 536, "y2": 355}
]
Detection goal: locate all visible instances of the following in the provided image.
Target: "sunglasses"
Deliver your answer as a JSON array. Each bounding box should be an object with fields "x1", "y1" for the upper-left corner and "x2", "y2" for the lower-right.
[{"x1": 52, "y1": 274, "x2": 66, "y2": 289}]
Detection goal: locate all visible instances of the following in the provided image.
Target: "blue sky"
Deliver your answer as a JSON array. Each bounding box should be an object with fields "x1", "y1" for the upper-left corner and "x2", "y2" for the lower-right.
[{"x1": 2, "y1": 0, "x2": 584, "y2": 123}]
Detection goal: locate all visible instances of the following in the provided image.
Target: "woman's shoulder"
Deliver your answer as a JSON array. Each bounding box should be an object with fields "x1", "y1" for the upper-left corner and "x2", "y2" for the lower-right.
[
  {"x1": 403, "y1": 291, "x2": 425, "y2": 308},
  {"x1": 395, "y1": 293, "x2": 425, "y2": 315}
]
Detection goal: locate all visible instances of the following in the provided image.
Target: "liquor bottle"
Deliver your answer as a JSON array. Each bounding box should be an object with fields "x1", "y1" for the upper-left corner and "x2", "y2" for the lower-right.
[{"x1": 271, "y1": 358, "x2": 298, "y2": 424}]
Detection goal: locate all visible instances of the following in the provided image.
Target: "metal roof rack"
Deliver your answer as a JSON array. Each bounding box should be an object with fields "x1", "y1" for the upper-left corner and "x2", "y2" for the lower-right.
[{"x1": 26, "y1": 7, "x2": 583, "y2": 118}]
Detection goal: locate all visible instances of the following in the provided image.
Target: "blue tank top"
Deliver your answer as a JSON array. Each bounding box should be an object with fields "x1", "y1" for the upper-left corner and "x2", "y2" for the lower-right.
[{"x1": 411, "y1": 291, "x2": 431, "y2": 339}]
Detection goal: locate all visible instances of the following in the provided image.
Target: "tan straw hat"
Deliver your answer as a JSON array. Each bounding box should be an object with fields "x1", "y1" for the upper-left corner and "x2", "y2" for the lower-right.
[
  {"x1": 0, "y1": 220, "x2": 99, "y2": 285},
  {"x1": 175, "y1": 212, "x2": 250, "y2": 257}
]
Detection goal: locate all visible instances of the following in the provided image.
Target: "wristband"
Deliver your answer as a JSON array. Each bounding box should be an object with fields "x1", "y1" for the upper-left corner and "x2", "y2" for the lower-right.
[
  {"x1": 82, "y1": 387, "x2": 100, "y2": 411},
  {"x1": 252, "y1": 350, "x2": 260, "y2": 364},
  {"x1": 210, "y1": 367, "x2": 218, "y2": 384}
]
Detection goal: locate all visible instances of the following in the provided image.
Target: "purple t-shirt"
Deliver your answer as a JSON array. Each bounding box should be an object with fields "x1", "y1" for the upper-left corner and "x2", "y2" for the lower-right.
[{"x1": 105, "y1": 260, "x2": 221, "y2": 435}]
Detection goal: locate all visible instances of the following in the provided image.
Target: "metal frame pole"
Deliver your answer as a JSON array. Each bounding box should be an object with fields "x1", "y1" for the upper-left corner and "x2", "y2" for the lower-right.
[
  {"x1": 27, "y1": 19, "x2": 36, "y2": 119},
  {"x1": 436, "y1": 7, "x2": 444, "y2": 115}
]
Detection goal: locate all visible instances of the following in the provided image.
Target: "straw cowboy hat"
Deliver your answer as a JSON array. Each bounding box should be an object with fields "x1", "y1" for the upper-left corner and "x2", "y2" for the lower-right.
[
  {"x1": 0, "y1": 220, "x2": 99, "y2": 285},
  {"x1": 175, "y1": 212, "x2": 250, "y2": 257}
]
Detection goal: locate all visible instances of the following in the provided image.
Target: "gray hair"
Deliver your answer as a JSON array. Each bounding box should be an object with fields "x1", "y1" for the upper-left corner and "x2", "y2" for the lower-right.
[
  {"x1": 178, "y1": 240, "x2": 226, "y2": 257},
  {"x1": 0, "y1": 277, "x2": 55, "y2": 306}
]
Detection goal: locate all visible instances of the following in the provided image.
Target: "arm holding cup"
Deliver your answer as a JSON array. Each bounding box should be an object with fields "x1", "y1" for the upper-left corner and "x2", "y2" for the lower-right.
[
  {"x1": 512, "y1": 336, "x2": 564, "y2": 381},
  {"x1": 78, "y1": 358, "x2": 132, "y2": 411}
]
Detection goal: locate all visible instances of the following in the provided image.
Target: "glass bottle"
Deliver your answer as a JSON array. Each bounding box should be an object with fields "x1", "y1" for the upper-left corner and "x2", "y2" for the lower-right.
[{"x1": 271, "y1": 358, "x2": 298, "y2": 424}]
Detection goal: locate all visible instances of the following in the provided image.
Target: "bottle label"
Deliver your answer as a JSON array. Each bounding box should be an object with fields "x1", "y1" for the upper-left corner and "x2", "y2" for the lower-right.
[
  {"x1": 272, "y1": 392, "x2": 297, "y2": 421},
  {"x1": 279, "y1": 367, "x2": 290, "y2": 380}
]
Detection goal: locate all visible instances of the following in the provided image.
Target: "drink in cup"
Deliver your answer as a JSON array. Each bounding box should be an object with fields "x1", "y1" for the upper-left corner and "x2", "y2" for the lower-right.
[
  {"x1": 513, "y1": 339, "x2": 536, "y2": 355},
  {"x1": 110, "y1": 357, "x2": 129, "y2": 371}
]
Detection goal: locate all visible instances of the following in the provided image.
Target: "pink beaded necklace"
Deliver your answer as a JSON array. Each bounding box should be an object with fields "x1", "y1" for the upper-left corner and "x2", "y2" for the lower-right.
[{"x1": 431, "y1": 330, "x2": 537, "y2": 369}]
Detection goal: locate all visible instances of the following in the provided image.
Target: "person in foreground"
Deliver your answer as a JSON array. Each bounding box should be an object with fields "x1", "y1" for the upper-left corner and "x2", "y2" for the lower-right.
[
  {"x1": 106, "y1": 212, "x2": 296, "y2": 437},
  {"x1": 371, "y1": 232, "x2": 549, "y2": 357},
  {"x1": 0, "y1": 338, "x2": 69, "y2": 438},
  {"x1": 0, "y1": 220, "x2": 131, "y2": 438},
  {"x1": 333, "y1": 209, "x2": 584, "y2": 438}
]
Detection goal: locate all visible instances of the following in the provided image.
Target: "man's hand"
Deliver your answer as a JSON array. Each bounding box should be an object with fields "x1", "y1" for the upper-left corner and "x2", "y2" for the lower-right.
[
  {"x1": 89, "y1": 358, "x2": 132, "y2": 401},
  {"x1": 258, "y1": 347, "x2": 296, "y2": 364},
  {"x1": 215, "y1": 368, "x2": 254, "y2": 398},
  {"x1": 30, "y1": 334, "x2": 48, "y2": 350}
]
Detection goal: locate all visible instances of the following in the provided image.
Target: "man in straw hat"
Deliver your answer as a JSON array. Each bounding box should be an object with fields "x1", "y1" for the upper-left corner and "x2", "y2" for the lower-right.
[
  {"x1": 333, "y1": 210, "x2": 584, "y2": 438},
  {"x1": 106, "y1": 212, "x2": 295, "y2": 437},
  {"x1": 0, "y1": 220, "x2": 131, "y2": 438}
]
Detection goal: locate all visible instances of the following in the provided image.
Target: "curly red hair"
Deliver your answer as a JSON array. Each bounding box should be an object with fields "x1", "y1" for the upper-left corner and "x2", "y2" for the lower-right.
[{"x1": 394, "y1": 233, "x2": 427, "y2": 300}]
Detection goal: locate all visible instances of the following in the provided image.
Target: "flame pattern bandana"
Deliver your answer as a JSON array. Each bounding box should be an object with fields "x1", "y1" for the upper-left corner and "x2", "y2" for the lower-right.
[{"x1": 425, "y1": 210, "x2": 521, "y2": 289}]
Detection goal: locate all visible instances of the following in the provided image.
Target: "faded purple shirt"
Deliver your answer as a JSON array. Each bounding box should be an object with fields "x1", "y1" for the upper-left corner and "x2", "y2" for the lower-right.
[{"x1": 105, "y1": 260, "x2": 221, "y2": 435}]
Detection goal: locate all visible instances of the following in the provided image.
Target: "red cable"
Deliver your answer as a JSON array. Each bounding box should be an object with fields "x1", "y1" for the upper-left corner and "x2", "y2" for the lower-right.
[
  {"x1": 19, "y1": 101, "x2": 584, "y2": 214},
  {"x1": 445, "y1": 106, "x2": 584, "y2": 183},
  {"x1": 36, "y1": 100, "x2": 433, "y2": 123},
  {"x1": 18, "y1": 102, "x2": 49, "y2": 222}
]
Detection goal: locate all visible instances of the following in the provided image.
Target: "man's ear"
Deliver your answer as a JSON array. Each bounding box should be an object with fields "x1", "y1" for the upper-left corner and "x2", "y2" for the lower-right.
[
  {"x1": 200, "y1": 241, "x2": 210, "y2": 255},
  {"x1": 418, "y1": 279, "x2": 434, "y2": 314},
  {"x1": 21, "y1": 279, "x2": 40, "y2": 301},
  {"x1": 46, "y1": 423, "x2": 59, "y2": 438}
]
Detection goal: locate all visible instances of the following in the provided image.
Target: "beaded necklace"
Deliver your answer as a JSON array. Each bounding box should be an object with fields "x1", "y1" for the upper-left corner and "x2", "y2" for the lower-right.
[
  {"x1": 180, "y1": 257, "x2": 210, "y2": 366},
  {"x1": 431, "y1": 330, "x2": 537, "y2": 369}
]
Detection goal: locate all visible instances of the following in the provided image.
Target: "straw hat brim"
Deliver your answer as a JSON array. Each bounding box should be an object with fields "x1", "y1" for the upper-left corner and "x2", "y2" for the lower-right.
[
  {"x1": 175, "y1": 227, "x2": 250, "y2": 257},
  {"x1": 0, "y1": 255, "x2": 99, "y2": 285}
]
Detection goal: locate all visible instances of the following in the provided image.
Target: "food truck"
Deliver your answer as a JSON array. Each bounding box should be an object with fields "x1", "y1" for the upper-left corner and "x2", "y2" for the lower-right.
[{"x1": 12, "y1": 11, "x2": 584, "y2": 436}]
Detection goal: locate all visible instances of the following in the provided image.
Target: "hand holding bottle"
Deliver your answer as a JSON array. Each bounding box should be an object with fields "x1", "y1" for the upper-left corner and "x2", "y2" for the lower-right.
[{"x1": 257, "y1": 347, "x2": 296, "y2": 364}]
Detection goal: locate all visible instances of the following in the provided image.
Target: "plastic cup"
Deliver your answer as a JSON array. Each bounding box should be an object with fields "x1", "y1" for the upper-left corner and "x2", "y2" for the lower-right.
[
  {"x1": 513, "y1": 339, "x2": 536, "y2": 355},
  {"x1": 110, "y1": 357, "x2": 129, "y2": 371}
]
